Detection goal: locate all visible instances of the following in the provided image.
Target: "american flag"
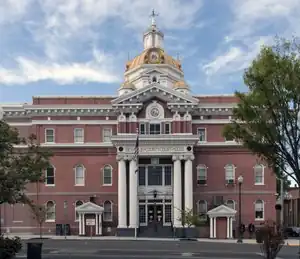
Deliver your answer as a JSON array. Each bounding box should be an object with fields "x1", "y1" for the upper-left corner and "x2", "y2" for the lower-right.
[{"x1": 133, "y1": 127, "x2": 139, "y2": 174}]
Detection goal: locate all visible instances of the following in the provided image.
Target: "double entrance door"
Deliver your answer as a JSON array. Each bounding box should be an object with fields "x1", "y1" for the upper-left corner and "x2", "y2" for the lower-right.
[{"x1": 147, "y1": 204, "x2": 163, "y2": 225}]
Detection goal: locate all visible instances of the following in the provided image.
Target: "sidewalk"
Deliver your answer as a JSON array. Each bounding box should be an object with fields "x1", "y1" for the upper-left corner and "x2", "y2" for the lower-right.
[{"x1": 4, "y1": 234, "x2": 300, "y2": 246}]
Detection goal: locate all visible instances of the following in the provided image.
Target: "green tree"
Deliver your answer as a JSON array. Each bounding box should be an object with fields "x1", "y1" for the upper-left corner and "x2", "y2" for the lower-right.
[
  {"x1": 0, "y1": 119, "x2": 51, "y2": 257},
  {"x1": 223, "y1": 37, "x2": 300, "y2": 185}
]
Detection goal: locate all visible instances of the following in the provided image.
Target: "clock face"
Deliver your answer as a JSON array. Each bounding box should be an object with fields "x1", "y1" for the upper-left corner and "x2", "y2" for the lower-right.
[
  {"x1": 150, "y1": 51, "x2": 159, "y2": 62},
  {"x1": 150, "y1": 107, "x2": 160, "y2": 118}
]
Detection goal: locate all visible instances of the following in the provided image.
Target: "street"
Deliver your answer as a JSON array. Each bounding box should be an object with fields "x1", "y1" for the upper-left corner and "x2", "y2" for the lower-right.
[{"x1": 16, "y1": 239, "x2": 300, "y2": 258}]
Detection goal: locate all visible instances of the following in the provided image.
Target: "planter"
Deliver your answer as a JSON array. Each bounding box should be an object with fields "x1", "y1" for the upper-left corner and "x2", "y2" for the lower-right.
[{"x1": 27, "y1": 242, "x2": 43, "y2": 259}]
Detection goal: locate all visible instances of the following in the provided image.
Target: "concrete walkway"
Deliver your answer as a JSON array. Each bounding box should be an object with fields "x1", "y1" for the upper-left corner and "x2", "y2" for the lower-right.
[{"x1": 5, "y1": 234, "x2": 300, "y2": 246}]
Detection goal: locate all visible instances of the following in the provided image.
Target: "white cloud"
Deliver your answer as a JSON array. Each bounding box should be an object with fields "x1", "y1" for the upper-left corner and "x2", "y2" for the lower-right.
[
  {"x1": 0, "y1": 0, "x2": 32, "y2": 25},
  {"x1": 0, "y1": 49, "x2": 120, "y2": 85}
]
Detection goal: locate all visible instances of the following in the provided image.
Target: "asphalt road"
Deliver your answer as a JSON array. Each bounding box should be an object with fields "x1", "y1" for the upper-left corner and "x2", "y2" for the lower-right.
[{"x1": 16, "y1": 239, "x2": 300, "y2": 259}]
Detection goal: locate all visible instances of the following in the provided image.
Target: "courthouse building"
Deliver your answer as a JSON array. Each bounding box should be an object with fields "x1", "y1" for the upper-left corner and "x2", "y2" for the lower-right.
[{"x1": 0, "y1": 14, "x2": 277, "y2": 238}]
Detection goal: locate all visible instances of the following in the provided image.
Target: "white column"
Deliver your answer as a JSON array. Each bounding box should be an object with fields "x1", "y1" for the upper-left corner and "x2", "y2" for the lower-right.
[
  {"x1": 209, "y1": 217, "x2": 213, "y2": 238},
  {"x1": 79, "y1": 214, "x2": 82, "y2": 235},
  {"x1": 95, "y1": 214, "x2": 99, "y2": 235},
  {"x1": 118, "y1": 157, "x2": 127, "y2": 228},
  {"x1": 129, "y1": 159, "x2": 137, "y2": 228},
  {"x1": 82, "y1": 213, "x2": 86, "y2": 236},
  {"x1": 184, "y1": 156, "x2": 194, "y2": 215},
  {"x1": 99, "y1": 214, "x2": 102, "y2": 235},
  {"x1": 226, "y1": 217, "x2": 229, "y2": 239},
  {"x1": 213, "y1": 217, "x2": 216, "y2": 238},
  {"x1": 173, "y1": 155, "x2": 182, "y2": 228},
  {"x1": 229, "y1": 217, "x2": 233, "y2": 238}
]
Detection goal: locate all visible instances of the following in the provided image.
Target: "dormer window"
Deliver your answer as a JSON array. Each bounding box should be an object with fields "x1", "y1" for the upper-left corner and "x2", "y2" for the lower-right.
[{"x1": 152, "y1": 76, "x2": 157, "y2": 83}]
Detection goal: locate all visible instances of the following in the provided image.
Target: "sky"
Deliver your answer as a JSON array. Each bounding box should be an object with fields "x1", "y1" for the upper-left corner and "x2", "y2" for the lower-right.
[{"x1": 0, "y1": 0, "x2": 300, "y2": 103}]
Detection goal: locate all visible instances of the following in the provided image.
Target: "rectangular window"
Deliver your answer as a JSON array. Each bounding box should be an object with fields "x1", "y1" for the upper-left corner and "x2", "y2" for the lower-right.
[
  {"x1": 103, "y1": 166, "x2": 112, "y2": 185},
  {"x1": 45, "y1": 128, "x2": 55, "y2": 143},
  {"x1": 103, "y1": 128, "x2": 112, "y2": 142},
  {"x1": 75, "y1": 166, "x2": 85, "y2": 186},
  {"x1": 164, "y1": 166, "x2": 172, "y2": 186},
  {"x1": 74, "y1": 128, "x2": 84, "y2": 143},
  {"x1": 197, "y1": 128, "x2": 206, "y2": 142},
  {"x1": 138, "y1": 166, "x2": 146, "y2": 186},
  {"x1": 45, "y1": 167, "x2": 55, "y2": 186},
  {"x1": 140, "y1": 123, "x2": 146, "y2": 135},
  {"x1": 148, "y1": 165, "x2": 163, "y2": 185},
  {"x1": 164, "y1": 123, "x2": 171, "y2": 134},
  {"x1": 164, "y1": 204, "x2": 172, "y2": 223},
  {"x1": 255, "y1": 202, "x2": 264, "y2": 220},
  {"x1": 139, "y1": 205, "x2": 146, "y2": 224},
  {"x1": 197, "y1": 166, "x2": 207, "y2": 185},
  {"x1": 149, "y1": 123, "x2": 161, "y2": 135},
  {"x1": 254, "y1": 165, "x2": 264, "y2": 184}
]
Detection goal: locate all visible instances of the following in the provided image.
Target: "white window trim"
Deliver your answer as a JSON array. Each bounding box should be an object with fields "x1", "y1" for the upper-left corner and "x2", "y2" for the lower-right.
[
  {"x1": 102, "y1": 128, "x2": 112, "y2": 143},
  {"x1": 254, "y1": 200, "x2": 265, "y2": 221},
  {"x1": 139, "y1": 123, "x2": 146, "y2": 135},
  {"x1": 74, "y1": 128, "x2": 84, "y2": 143},
  {"x1": 197, "y1": 200, "x2": 208, "y2": 220},
  {"x1": 226, "y1": 200, "x2": 236, "y2": 220},
  {"x1": 45, "y1": 165, "x2": 56, "y2": 187},
  {"x1": 74, "y1": 200, "x2": 83, "y2": 222},
  {"x1": 224, "y1": 164, "x2": 236, "y2": 181},
  {"x1": 45, "y1": 128, "x2": 55, "y2": 143},
  {"x1": 74, "y1": 165, "x2": 85, "y2": 186},
  {"x1": 196, "y1": 164, "x2": 207, "y2": 185},
  {"x1": 197, "y1": 127, "x2": 207, "y2": 142},
  {"x1": 102, "y1": 165, "x2": 113, "y2": 186},
  {"x1": 254, "y1": 164, "x2": 265, "y2": 185},
  {"x1": 45, "y1": 201, "x2": 56, "y2": 222},
  {"x1": 103, "y1": 200, "x2": 113, "y2": 222}
]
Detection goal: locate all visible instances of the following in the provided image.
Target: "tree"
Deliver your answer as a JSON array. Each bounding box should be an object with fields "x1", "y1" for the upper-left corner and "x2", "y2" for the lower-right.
[
  {"x1": 179, "y1": 208, "x2": 205, "y2": 227},
  {"x1": 223, "y1": 37, "x2": 300, "y2": 185},
  {"x1": 0, "y1": 119, "x2": 52, "y2": 257}
]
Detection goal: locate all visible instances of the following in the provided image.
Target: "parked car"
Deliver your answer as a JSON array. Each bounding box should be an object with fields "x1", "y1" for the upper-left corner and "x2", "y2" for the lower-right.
[{"x1": 284, "y1": 227, "x2": 300, "y2": 237}]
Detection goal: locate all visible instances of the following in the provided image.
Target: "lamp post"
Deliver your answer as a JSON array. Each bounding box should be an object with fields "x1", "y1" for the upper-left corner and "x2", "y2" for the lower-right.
[
  {"x1": 63, "y1": 201, "x2": 68, "y2": 239},
  {"x1": 237, "y1": 175, "x2": 244, "y2": 243}
]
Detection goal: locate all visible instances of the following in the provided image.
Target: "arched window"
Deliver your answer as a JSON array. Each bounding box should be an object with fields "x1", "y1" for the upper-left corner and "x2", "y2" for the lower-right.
[
  {"x1": 75, "y1": 200, "x2": 83, "y2": 221},
  {"x1": 45, "y1": 201, "x2": 55, "y2": 221},
  {"x1": 255, "y1": 200, "x2": 264, "y2": 220},
  {"x1": 197, "y1": 200, "x2": 207, "y2": 221},
  {"x1": 225, "y1": 164, "x2": 235, "y2": 182},
  {"x1": 196, "y1": 164, "x2": 207, "y2": 185},
  {"x1": 254, "y1": 164, "x2": 264, "y2": 185},
  {"x1": 226, "y1": 199, "x2": 235, "y2": 210},
  {"x1": 103, "y1": 201, "x2": 112, "y2": 222},
  {"x1": 45, "y1": 165, "x2": 55, "y2": 186},
  {"x1": 103, "y1": 165, "x2": 112, "y2": 185},
  {"x1": 74, "y1": 165, "x2": 85, "y2": 186}
]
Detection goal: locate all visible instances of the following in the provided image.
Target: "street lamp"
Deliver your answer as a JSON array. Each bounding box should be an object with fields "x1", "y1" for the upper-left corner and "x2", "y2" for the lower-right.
[{"x1": 237, "y1": 175, "x2": 244, "y2": 243}]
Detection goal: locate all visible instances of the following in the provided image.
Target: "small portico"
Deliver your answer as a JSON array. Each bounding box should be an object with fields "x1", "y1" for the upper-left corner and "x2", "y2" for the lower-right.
[
  {"x1": 75, "y1": 202, "x2": 104, "y2": 236},
  {"x1": 207, "y1": 204, "x2": 236, "y2": 239}
]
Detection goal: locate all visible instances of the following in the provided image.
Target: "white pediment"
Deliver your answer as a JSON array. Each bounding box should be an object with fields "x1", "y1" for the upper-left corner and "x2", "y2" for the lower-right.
[
  {"x1": 143, "y1": 69, "x2": 165, "y2": 76},
  {"x1": 111, "y1": 83, "x2": 199, "y2": 105},
  {"x1": 207, "y1": 204, "x2": 236, "y2": 217},
  {"x1": 75, "y1": 202, "x2": 104, "y2": 214}
]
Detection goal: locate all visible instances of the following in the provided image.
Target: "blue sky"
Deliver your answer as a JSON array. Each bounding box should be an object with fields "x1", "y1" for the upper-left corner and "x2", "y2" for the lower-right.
[{"x1": 0, "y1": 0, "x2": 300, "y2": 103}]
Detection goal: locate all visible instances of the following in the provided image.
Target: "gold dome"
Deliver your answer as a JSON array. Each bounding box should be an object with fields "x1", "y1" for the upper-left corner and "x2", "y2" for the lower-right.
[
  {"x1": 125, "y1": 48, "x2": 182, "y2": 72},
  {"x1": 174, "y1": 80, "x2": 189, "y2": 89},
  {"x1": 121, "y1": 81, "x2": 135, "y2": 89}
]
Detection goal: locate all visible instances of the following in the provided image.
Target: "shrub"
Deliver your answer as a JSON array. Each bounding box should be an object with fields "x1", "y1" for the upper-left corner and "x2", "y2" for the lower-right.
[{"x1": 0, "y1": 235, "x2": 22, "y2": 259}]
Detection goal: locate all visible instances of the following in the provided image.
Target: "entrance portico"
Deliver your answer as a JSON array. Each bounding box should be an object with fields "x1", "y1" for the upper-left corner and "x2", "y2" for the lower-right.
[
  {"x1": 207, "y1": 204, "x2": 236, "y2": 239},
  {"x1": 112, "y1": 133, "x2": 198, "y2": 237},
  {"x1": 75, "y1": 202, "x2": 104, "y2": 236}
]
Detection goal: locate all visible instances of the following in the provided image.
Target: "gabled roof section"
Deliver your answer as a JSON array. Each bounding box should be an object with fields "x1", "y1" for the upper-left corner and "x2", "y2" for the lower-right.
[
  {"x1": 207, "y1": 204, "x2": 236, "y2": 217},
  {"x1": 112, "y1": 83, "x2": 199, "y2": 105},
  {"x1": 75, "y1": 202, "x2": 104, "y2": 213},
  {"x1": 143, "y1": 68, "x2": 165, "y2": 75}
]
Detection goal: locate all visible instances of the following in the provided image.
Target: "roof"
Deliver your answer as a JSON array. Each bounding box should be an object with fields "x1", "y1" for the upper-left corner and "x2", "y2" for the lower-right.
[{"x1": 125, "y1": 48, "x2": 182, "y2": 72}]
